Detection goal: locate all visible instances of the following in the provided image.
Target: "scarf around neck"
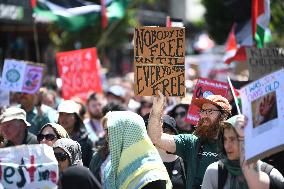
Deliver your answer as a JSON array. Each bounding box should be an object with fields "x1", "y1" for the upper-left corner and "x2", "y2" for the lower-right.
[{"x1": 222, "y1": 159, "x2": 248, "y2": 189}]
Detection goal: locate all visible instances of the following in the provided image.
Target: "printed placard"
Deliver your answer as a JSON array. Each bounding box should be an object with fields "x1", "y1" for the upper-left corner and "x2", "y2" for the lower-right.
[
  {"x1": 0, "y1": 144, "x2": 58, "y2": 189},
  {"x1": 240, "y1": 69, "x2": 284, "y2": 163},
  {"x1": 134, "y1": 27, "x2": 185, "y2": 96},
  {"x1": 186, "y1": 78, "x2": 229, "y2": 125},
  {"x1": 56, "y1": 48, "x2": 103, "y2": 101},
  {"x1": 0, "y1": 59, "x2": 44, "y2": 94},
  {"x1": 246, "y1": 47, "x2": 284, "y2": 80}
]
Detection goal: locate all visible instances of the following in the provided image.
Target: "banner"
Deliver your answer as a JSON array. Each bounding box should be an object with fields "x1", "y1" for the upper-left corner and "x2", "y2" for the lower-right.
[
  {"x1": 240, "y1": 69, "x2": 284, "y2": 163},
  {"x1": 186, "y1": 78, "x2": 229, "y2": 125},
  {"x1": 56, "y1": 48, "x2": 103, "y2": 101},
  {"x1": 0, "y1": 59, "x2": 44, "y2": 94},
  {"x1": 0, "y1": 144, "x2": 58, "y2": 189},
  {"x1": 134, "y1": 27, "x2": 185, "y2": 96},
  {"x1": 246, "y1": 47, "x2": 284, "y2": 80}
]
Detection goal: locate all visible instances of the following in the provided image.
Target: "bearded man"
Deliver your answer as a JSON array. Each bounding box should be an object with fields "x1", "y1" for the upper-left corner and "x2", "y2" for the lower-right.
[
  {"x1": 84, "y1": 93, "x2": 107, "y2": 143},
  {"x1": 147, "y1": 91, "x2": 231, "y2": 189}
]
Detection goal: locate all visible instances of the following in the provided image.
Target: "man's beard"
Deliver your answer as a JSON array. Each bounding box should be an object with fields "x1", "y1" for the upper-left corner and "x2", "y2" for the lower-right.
[
  {"x1": 89, "y1": 112, "x2": 103, "y2": 120},
  {"x1": 194, "y1": 117, "x2": 220, "y2": 139}
]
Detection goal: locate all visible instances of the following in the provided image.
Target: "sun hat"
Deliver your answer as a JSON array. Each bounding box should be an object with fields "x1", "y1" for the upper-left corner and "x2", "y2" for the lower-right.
[{"x1": 0, "y1": 107, "x2": 31, "y2": 126}]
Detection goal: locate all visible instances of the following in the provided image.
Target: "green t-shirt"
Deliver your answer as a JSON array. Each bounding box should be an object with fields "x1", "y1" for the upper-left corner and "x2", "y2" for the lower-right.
[{"x1": 174, "y1": 134, "x2": 218, "y2": 189}]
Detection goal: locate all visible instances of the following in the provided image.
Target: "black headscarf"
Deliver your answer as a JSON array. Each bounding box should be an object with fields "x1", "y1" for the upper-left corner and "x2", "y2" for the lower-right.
[{"x1": 61, "y1": 166, "x2": 101, "y2": 189}]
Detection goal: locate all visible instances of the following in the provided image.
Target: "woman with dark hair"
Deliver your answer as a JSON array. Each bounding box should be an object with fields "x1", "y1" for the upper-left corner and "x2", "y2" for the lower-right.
[{"x1": 57, "y1": 100, "x2": 94, "y2": 166}]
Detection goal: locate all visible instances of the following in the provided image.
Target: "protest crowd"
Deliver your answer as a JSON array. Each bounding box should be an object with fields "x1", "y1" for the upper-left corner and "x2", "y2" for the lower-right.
[
  {"x1": 0, "y1": 66, "x2": 284, "y2": 189},
  {"x1": 1, "y1": 1, "x2": 284, "y2": 189}
]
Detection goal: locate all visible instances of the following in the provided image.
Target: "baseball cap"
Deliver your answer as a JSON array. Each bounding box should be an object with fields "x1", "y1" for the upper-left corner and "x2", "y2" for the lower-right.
[
  {"x1": 162, "y1": 115, "x2": 179, "y2": 135},
  {"x1": 0, "y1": 107, "x2": 31, "y2": 126},
  {"x1": 57, "y1": 100, "x2": 80, "y2": 115},
  {"x1": 143, "y1": 113, "x2": 179, "y2": 135},
  {"x1": 192, "y1": 95, "x2": 231, "y2": 112},
  {"x1": 107, "y1": 85, "x2": 126, "y2": 98}
]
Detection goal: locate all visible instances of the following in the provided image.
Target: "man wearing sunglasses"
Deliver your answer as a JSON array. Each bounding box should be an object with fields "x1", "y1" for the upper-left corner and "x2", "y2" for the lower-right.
[
  {"x1": 0, "y1": 107, "x2": 38, "y2": 147},
  {"x1": 148, "y1": 91, "x2": 232, "y2": 189}
]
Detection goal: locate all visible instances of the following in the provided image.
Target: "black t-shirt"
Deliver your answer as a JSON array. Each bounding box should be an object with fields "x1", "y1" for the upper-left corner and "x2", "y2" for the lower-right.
[{"x1": 164, "y1": 157, "x2": 186, "y2": 189}]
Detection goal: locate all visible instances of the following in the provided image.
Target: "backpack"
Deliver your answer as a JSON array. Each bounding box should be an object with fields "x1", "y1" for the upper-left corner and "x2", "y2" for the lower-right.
[{"x1": 218, "y1": 161, "x2": 283, "y2": 189}]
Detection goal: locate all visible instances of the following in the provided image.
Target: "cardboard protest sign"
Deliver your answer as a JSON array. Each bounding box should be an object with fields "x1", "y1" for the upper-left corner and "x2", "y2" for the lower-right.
[
  {"x1": 240, "y1": 69, "x2": 284, "y2": 163},
  {"x1": 246, "y1": 47, "x2": 284, "y2": 80},
  {"x1": 0, "y1": 59, "x2": 44, "y2": 94},
  {"x1": 56, "y1": 48, "x2": 103, "y2": 101},
  {"x1": 134, "y1": 27, "x2": 185, "y2": 96},
  {"x1": 186, "y1": 78, "x2": 229, "y2": 125},
  {"x1": 0, "y1": 144, "x2": 58, "y2": 189}
]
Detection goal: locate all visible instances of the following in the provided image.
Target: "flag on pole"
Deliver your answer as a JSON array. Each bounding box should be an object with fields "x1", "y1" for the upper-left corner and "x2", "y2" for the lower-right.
[
  {"x1": 223, "y1": 21, "x2": 252, "y2": 64},
  {"x1": 252, "y1": 0, "x2": 271, "y2": 48},
  {"x1": 33, "y1": 0, "x2": 128, "y2": 31},
  {"x1": 223, "y1": 0, "x2": 271, "y2": 64}
]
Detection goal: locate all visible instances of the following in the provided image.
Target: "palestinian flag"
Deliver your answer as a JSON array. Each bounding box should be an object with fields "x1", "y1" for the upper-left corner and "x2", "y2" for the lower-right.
[
  {"x1": 223, "y1": 20, "x2": 253, "y2": 64},
  {"x1": 33, "y1": 0, "x2": 129, "y2": 31},
  {"x1": 252, "y1": 0, "x2": 271, "y2": 48},
  {"x1": 223, "y1": 0, "x2": 271, "y2": 64}
]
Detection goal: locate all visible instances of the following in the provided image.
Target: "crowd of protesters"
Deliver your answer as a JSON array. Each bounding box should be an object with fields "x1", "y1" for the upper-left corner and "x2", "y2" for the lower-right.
[{"x1": 0, "y1": 74, "x2": 284, "y2": 189}]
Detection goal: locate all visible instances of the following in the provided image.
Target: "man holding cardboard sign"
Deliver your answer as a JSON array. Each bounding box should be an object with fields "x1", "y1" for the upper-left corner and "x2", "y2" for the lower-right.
[{"x1": 147, "y1": 91, "x2": 231, "y2": 189}]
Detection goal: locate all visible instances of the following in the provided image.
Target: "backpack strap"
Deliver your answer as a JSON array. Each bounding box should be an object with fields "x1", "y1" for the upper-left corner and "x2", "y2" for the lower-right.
[{"x1": 218, "y1": 161, "x2": 228, "y2": 189}]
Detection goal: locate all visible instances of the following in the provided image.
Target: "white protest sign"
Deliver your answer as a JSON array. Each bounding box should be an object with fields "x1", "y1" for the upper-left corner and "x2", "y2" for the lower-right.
[
  {"x1": 0, "y1": 144, "x2": 58, "y2": 189},
  {"x1": 0, "y1": 59, "x2": 44, "y2": 94},
  {"x1": 240, "y1": 69, "x2": 284, "y2": 163}
]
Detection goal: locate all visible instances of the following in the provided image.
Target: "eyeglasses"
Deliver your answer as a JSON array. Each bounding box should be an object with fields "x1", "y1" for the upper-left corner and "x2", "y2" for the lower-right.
[
  {"x1": 175, "y1": 111, "x2": 186, "y2": 118},
  {"x1": 54, "y1": 152, "x2": 69, "y2": 162},
  {"x1": 199, "y1": 109, "x2": 221, "y2": 115},
  {"x1": 37, "y1": 134, "x2": 57, "y2": 142}
]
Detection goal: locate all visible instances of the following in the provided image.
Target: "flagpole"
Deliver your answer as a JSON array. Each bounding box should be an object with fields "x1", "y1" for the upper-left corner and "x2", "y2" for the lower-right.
[{"x1": 227, "y1": 76, "x2": 241, "y2": 115}]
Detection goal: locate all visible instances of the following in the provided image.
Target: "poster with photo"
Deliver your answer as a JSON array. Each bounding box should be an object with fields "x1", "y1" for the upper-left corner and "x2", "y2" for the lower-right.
[{"x1": 240, "y1": 69, "x2": 284, "y2": 163}]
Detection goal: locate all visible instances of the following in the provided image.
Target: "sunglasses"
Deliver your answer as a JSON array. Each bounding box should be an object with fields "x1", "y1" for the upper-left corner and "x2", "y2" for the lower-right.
[
  {"x1": 175, "y1": 111, "x2": 186, "y2": 118},
  {"x1": 37, "y1": 134, "x2": 57, "y2": 142},
  {"x1": 54, "y1": 152, "x2": 69, "y2": 162},
  {"x1": 199, "y1": 109, "x2": 221, "y2": 114}
]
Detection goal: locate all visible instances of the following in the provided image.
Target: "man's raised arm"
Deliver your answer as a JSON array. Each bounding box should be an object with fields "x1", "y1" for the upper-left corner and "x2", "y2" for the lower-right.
[{"x1": 147, "y1": 91, "x2": 176, "y2": 153}]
